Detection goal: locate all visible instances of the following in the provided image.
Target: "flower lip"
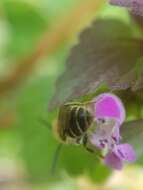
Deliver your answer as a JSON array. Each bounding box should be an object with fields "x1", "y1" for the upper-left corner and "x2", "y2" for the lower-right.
[
  {"x1": 104, "y1": 144, "x2": 137, "y2": 170},
  {"x1": 114, "y1": 144, "x2": 137, "y2": 162},
  {"x1": 104, "y1": 151, "x2": 123, "y2": 170}
]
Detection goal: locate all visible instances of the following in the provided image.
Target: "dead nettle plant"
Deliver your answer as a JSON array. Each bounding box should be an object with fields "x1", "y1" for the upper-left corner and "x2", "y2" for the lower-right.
[{"x1": 49, "y1": 3, "x2": 143, "y2": 170}]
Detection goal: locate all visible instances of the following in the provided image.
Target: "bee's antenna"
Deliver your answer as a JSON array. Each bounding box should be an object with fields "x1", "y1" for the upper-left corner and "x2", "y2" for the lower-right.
[{"x1": 50, "y1": 143, "x2": 62, "y2": 176}]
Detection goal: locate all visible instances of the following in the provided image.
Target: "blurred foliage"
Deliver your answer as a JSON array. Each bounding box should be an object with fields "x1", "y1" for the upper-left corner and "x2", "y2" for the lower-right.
[
  {"x1": 0, "y1": 0, "x2": 143, "y2": 189},
  {"x1": 1, "y1": 0, "x2": 48, "y2": 57}
]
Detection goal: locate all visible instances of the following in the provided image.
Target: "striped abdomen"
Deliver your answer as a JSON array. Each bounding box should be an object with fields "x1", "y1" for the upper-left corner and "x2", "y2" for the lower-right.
[{"x1": 64, "y1": 106, "x2": 93, "y2": 140}]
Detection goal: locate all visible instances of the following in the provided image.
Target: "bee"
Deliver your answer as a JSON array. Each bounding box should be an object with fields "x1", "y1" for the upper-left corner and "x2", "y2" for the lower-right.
[
  {"x1": 50, "y1": 101, "x2": 108, "y2": 174},
  {"x1": 55, "y1": 101, "x2": 95, "y2": 149}
]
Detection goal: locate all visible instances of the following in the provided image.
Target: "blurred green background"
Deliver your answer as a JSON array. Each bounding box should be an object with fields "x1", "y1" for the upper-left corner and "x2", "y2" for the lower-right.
[{"x1": 0, "y1": 0, "x2": 142, "y2": 189}]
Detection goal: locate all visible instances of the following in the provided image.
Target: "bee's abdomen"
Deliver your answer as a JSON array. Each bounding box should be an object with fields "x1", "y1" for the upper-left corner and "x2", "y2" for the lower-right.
[{"x1": 67, "y1": 106, "x2": 93, "y2": 138}]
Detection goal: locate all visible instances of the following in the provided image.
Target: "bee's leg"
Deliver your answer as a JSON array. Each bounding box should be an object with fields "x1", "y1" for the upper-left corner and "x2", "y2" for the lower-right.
[
  {"x1": 76, "y1": 137, "x2": 82, "y2": 144},
  {"x1": 82, "y1": 134, "x2": 94, "y2": 153},
  {"x1": 83, "y1": 134, "x2": 105, "y2": 159},
  {"x1": 83, "y1": 134, "x2": 88, "y2": 146}
]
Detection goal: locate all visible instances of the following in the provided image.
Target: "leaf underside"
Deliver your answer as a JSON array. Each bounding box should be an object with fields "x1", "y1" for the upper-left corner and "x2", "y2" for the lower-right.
[
  {"x1": 49, "y1": 19, "x2": 143, "y2": 110},
  {"x1": 122, "y1": 119, "x2": 143, "y2": 157}
]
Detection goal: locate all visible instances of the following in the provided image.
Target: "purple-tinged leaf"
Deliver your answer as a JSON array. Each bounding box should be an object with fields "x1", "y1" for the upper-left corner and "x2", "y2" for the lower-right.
[
  {"x1": 109, "y1": 0, "x2": 134, "y2": 7},
  {"x1": 49, "y1": 19, "x2": 143, "y2": 110},
  {"x1": 110, "y1": 0, "x2": 143, "y2": 16},
  {"x1": 121, "y1": 119, "x2": 143, "y2": 156}
]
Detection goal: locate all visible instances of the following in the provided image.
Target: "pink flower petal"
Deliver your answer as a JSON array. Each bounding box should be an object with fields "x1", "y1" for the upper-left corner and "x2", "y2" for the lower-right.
[
  {"x1": 114, "y1": 144, "x2": 137, "y2": 162},
  {"x1": 104, "y1": 151, "x2": 123, "y2": 170},
  {"x1": 94, "y1": 93, "x2": 125, "y2": 125}
]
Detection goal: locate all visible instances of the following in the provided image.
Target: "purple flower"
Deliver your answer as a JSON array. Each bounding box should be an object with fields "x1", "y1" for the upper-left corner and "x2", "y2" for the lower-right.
[
  {"x1": 104, "y1": 144, "x2": 137, "y2": 170},
  {"x1": 91, "y1": 117, "x2": 120, "y2": 149},
  {"x1": 109, "y1": 0, "x2": 143, "y2": 16},
  {"x1": 90, "y1": 93, "x2": 137, "y2": 170},
  {"x1": 93, "y1": 93, "x2": 125, "y2": 125}
]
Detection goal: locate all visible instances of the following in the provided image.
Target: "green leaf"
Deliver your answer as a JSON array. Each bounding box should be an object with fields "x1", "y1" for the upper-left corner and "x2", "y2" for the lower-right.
[
  {"x1": 49, "y1": 19, "x2": 143, "y2": 110},
  {"x1": 17, "y1": 75, "x2": 60, "y2": 182},
  {"x1": 1, "y1": 0, "x2": 48, "y2": 57},
  {"x1": 58, "y1": 144, "x2": 110, "y2": 182},
  {"x1": 43, "y1": 0, "x2": 77, "y2": 21},
  {"x1": 17, "y1": 75, "x2": 110, "y2": 183}
]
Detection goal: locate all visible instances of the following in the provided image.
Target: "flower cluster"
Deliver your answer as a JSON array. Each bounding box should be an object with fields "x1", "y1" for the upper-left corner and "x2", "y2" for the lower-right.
[
  {"x1": 109, "y1": 0, "x2": 143, "y2": 16},
  {"x1": 90, "y1": 93, "x2": 137, "y2": 170}
]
